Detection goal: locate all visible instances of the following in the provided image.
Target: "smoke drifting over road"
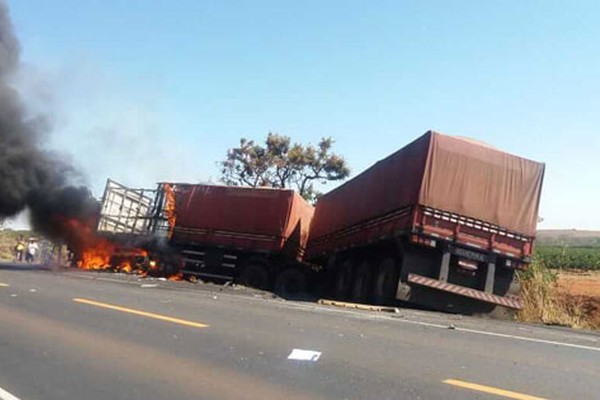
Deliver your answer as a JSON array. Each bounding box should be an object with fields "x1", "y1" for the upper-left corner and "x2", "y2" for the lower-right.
[{"x1": 0, "y1": 1, "x2": 98, "y2": 241}]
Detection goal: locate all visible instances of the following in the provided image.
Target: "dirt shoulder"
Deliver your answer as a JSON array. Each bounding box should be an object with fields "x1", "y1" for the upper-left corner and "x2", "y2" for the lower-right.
[
  {"x1": 558, "y1": 270, "x2": 600, "y2": 297},
  {"x1": 556, "y1": 270, "x2": 600, "y2": 330}
]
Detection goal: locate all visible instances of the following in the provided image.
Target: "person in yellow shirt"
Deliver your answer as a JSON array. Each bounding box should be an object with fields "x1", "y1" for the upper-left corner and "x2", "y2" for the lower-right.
[{"x1": 14, "y1": 236, "x2": 26, "y2": 262}]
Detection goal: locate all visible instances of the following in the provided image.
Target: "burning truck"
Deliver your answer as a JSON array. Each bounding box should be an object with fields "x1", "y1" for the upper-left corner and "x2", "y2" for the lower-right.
[{"x1": 79, "y1": 179, "x2": 315, "y2": 293}]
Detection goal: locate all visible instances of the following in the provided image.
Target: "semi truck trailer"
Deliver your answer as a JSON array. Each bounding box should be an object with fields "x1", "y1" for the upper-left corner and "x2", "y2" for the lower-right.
[{"x1": 306, "y1": 131, "x2": 545, "y2": 313}]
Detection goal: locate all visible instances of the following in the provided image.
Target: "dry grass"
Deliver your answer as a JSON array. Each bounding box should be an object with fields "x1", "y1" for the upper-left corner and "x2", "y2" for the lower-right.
[{"x1": 518, "y1": 258, "x2": 595, "y2": 329}]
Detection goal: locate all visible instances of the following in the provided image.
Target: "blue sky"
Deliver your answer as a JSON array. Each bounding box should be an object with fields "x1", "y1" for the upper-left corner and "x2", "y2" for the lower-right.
[{"x1": 5, "y1": 0, "x2": 600, "y2": 229}]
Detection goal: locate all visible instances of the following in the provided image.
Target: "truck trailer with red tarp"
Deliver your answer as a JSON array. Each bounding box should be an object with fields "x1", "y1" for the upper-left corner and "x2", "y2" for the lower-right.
[
  {"x1": 97, "y1": 180, "x2": 314, "y2": 293},
  {"x1": 306, "y1": 131, "x2": 545, "y2": 313}
]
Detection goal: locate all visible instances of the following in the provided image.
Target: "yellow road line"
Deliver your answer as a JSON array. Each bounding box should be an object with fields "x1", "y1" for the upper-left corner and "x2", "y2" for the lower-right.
[
  {"x1": 73, "y1": 298, "x2": 209, "y2": 329},
  {"x1": 0, "y1": 283, "x2": 9, "y2": 287},
  {"x1": 443, "y1": 379, "x2": 548, "y2": 400}
]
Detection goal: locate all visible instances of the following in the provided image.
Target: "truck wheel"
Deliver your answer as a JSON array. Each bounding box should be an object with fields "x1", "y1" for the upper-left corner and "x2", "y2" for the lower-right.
[
  {"x1": 238, "y1": 263, "x2": 270, "y2": 290},
  {"x1": 333, "y1": 260, "x2": 353, "y2": 300},
  {"x1": 350, "y1": 261, "x2": 373, "y2": 303},
  {"x1": 274, "y1": 268, "x2": 307, "y2": 298},
  {"x1": 372, "y1": 257, "x2": 399, "y2": 305}
]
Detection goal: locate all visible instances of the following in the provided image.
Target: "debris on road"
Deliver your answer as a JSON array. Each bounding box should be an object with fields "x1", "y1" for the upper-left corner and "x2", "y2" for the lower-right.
[
  {"x1": 288, "y1": 348, "x2": 321, "y2": 361},
  {"x1": 318, "y1": 299, "x2": 399, "y2": 313}
]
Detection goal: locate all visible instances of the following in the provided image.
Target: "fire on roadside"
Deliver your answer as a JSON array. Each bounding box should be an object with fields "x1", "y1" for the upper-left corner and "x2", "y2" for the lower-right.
[
  {"x1": 77, "y1": 239, "x2": 115, "y2": 270},
  {"x1": 58, "y1": 199, "x2": 182, "y2": 280}
]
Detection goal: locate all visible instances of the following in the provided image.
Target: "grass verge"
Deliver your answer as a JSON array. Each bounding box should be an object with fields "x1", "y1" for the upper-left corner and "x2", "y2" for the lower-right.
[{"x1": 518, "y1": 258, "x2": 599, "y2": 330}]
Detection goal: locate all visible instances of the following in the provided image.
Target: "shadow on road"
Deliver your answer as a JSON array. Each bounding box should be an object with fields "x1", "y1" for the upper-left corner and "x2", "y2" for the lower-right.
[{"x1": 0, "y1": 262, "x2": 54, "y2": 271}]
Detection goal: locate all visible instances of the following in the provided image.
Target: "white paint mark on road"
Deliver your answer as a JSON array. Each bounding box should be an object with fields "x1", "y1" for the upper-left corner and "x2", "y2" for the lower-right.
[
  {"x1": 396, "y1": 318, "x2": 600, "y2": 352},
  {"x1": 0, "y1": 283, "x2": 9, "y2": 287},
  {"x1": 28, "y1": 289, "x2": 36, "y2": 293},
  {"x1": 140, "y1": 284, "x2": 158, "y2": 288},
  {"x1": 457, "y1": 326, "x2": 600, "y2": 353},
  {"x1": 288, "y1": 349, "x2": 321, "y2": 361},
  {"x1": 0, "y1": 384, "x2": 22, "y2": 400},
  {"x1": 9, "y1": 294, "x2": 17, "y2": 297}
]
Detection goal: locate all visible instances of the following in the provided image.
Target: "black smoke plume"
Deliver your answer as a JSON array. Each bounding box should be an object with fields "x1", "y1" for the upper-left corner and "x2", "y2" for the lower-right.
[{"x1": 0, "y1": 1, "x2": 98, "y2": 244}]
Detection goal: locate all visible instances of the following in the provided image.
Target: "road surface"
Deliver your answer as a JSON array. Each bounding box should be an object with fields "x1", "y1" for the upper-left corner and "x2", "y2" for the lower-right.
[{"x1": 1, "y1": 263, "x2": 599, "y2": 400}]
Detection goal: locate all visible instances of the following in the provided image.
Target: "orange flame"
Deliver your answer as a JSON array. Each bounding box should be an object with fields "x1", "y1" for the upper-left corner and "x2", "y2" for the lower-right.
[
  {"x1": 75, "y1": 237, "x2": 116, "y2": 270},
  {"x1": 168, "y1": 271, "x2": 184, "y2": 281},
  {"x1": 63, "y1": 214, "x2": 183, "y2": 281}
]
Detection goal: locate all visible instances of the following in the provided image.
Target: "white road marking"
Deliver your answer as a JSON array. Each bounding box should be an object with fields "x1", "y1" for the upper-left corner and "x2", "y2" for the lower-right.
[
  {"x1": 455, "y1": 326, "x2": 600, "y2": 353},
  {"x1": 0, "y1": 385, "x2": 22, "y2": 400}
]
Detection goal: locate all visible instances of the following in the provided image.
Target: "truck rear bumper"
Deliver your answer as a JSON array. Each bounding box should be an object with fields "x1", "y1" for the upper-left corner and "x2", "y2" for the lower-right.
[{"x1": 405, "y1": 273, "x2": 523, "y2": 310}]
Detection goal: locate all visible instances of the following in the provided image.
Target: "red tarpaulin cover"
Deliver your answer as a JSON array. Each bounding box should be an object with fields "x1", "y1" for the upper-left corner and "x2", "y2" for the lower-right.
[
  {"x1": 308, "y1": 131, "x2": 545, "y2": 253},
  {"x1": 172, "y1": 184, "x2": 314, "y2": 259}
]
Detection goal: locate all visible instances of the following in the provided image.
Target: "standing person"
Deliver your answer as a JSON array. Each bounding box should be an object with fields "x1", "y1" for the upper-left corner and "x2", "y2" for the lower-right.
[
  {"x1": 25, "y1": 238, "x2": 39, "y2": 263},
  {"x1": 14, "y1": 236, "x2": 25, "y2": 262}
]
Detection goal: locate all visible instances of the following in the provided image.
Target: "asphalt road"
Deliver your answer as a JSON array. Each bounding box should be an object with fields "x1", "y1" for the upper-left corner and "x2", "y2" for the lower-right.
[{"x1": 1, "y1": 264, "x2": 599, "y2": 400}]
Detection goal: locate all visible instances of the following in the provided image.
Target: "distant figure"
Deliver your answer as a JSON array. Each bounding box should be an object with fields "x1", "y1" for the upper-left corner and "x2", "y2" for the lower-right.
[
  {"x1": 14, "y1": 236, "x2": 26, "y2": 262},
  {"x1": 25, "y1": 238, "x2": 39, "y2": 263}
]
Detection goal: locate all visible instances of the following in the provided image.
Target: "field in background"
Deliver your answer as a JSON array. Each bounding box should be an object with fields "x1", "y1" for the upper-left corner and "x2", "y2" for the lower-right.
[{"x1": 535, "y1": 246, "x2": 600, "y2": 270}]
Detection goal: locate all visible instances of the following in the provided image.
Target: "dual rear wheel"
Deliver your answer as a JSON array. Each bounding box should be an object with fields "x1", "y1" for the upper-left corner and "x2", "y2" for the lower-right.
[
  {"x1": 238, "y1": 259, "x2": 307, "y2": 298},
  {"x1": 332, "y1": 256, "x2": 399, "y2": 305}
]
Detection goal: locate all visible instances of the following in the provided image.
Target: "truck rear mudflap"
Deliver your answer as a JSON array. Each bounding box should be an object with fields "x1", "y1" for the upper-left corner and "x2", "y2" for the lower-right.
[{"x1": 405, "y1": 273, "x2": 523, "y2": 310}]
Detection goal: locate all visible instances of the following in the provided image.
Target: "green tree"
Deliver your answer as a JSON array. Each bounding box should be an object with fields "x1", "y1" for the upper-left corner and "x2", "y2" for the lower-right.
[{"x1": 220, "y1": 133, "x2": 350, "y2": 202}]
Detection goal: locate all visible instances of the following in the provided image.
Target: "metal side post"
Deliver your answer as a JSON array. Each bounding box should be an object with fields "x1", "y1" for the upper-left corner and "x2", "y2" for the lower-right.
[
  {"x1": 438, "y1": 250, "x2": 451, "y2": 282},
  {"x1": 484, "y1": 259, "x2": 496, "y2": 293}
]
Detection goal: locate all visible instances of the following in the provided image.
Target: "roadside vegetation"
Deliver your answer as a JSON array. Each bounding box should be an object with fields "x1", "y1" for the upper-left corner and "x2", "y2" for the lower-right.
[{"x1": 518, "y1": 255, "x2": 600, "y2": 330}]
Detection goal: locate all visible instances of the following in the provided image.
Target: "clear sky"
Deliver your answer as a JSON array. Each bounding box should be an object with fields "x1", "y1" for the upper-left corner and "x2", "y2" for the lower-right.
[{"x1": 5, "y1": 0, "x2": 600, "y2": 230}]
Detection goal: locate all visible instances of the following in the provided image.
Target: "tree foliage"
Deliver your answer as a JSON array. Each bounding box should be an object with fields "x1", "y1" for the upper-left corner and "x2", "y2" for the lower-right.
[{"x1": 220, "y1": 133, "x2": 350, "y2": 202}]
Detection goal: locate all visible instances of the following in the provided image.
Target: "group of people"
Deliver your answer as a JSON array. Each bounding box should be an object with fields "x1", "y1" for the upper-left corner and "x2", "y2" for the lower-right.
[{"x1": 14, "y1": 236, "x2": 39, "y2": 263}]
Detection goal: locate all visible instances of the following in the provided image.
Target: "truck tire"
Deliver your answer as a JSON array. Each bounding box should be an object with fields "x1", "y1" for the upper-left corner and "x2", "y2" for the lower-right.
[
  {"x1": 350, "y1": 261, "x2": 373, "y2": 303},
  {"x1": 372, "y1": 257, "x2": 399, "y2": 305},
  {"x1": 238, "y1": 262, "x2": 270, "y2": 290},
  {"x1": 333, "y1": 260, "x2": 353, "y2": 300},
  {"x1": 274, "y1": 268, "x2": 307, "y2": 298}
]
